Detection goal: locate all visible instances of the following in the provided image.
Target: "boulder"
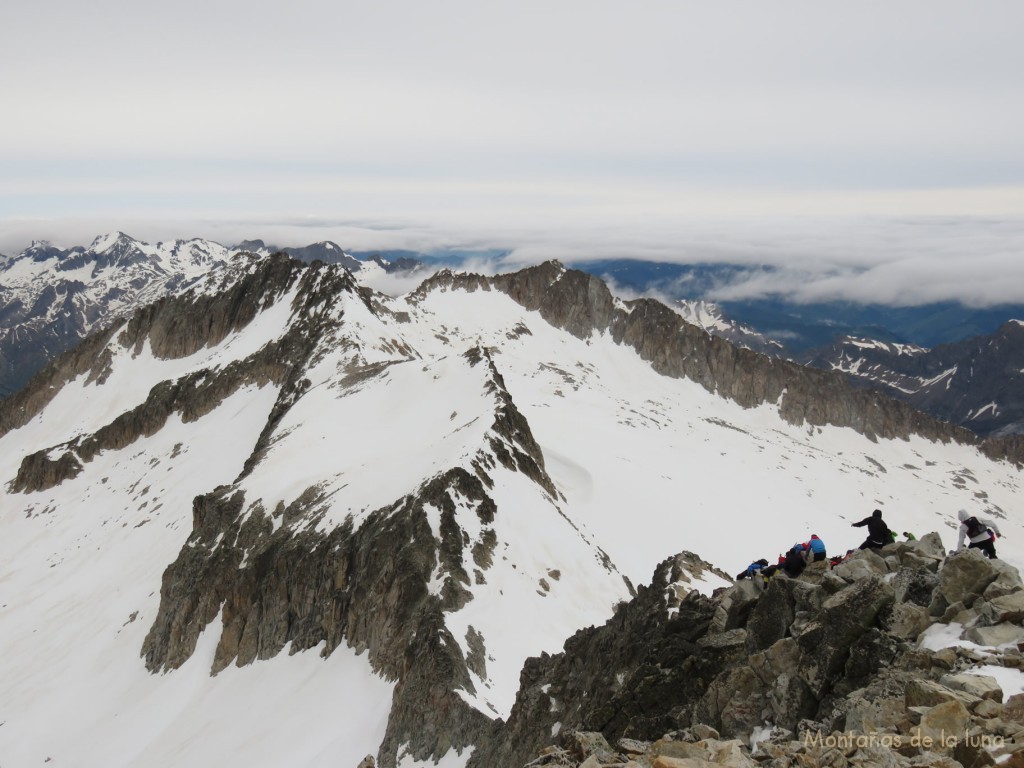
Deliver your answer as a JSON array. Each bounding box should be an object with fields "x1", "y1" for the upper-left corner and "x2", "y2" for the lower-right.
[
  {"x1": 978, "y1": 591, "x2": 1024, "y2": 626},
  {"x1": 797, "y1": 559, "x2": 831, "y2": 586},
  {"x1": 910, "y1": 753, "x2": 967, "y2": 767},
  {"x1": 888, "y1": 602, "x2": 932, "y2": 640},
  {"x1": 652, "y1": 757, "x2": 715, "y2": 768},
  {"x1": 795, "y1": 575, "x2": 895, "y2": 697},
  {"x1": 567, "y1": 731, "x2": 616, "y2": 762},
  {"x1": 843, "y1": 694, "x2": 906, "y2": 734},
  {"x1": 693, "y1": 666, "x2": 768, "y2": 740},
  {"x1": 748, "y1": 637, "x2": 802, "y2": 686},
  {"x1": 650, "y1": 739, "x2": 710, "y2": 761},
  {"x1": 711, "y1": 580, "x2": 761, "y2": 633},
  {"x1": 897, "y1": 532, "x2": 946, "y2": 563},
  {"x1": 833, "y1": 551, "x2": 888, "y2": 583},
  {"x1": 905, "y1": 679, "x2": 980, "y2": 709},
  {"x1": 963, "y1": 623, "x2": 1024, "y2": 647},
  {"x1": 745, "y1": 637, "x2": 816, "y2": 728},
  {"x1": 914, "y1": 700, "x2": 971, "y2": 755},
  {"x1": 618, "y1": 738, "x2": 651, "y2": 755},
  {"x1": 939, "y1": 600, "x2": 979, "y2": 625},
  {"x1": 939, "y1": 673, "x2": 1003, "y2": 702},
  {"x1": 972, "y1": 699, "x2": 1003, "y2": 719},
  {"x1": 982, "y1": 559, "x2": 1024, "y2": 601},
  {"x1": 846, "y1": 745, "x2": 906, "y2": 767},
  {"x1": 698, "y1": 629, "x2": 748, "y2": 653},
  {"x1": 891, "y1": 567, "x2": 940, "y2": 607},
  {"x1": 702, "y1": 738, "x2": 757, "y2": 768},
  {"x1": 745, "y1": 578, "x2": 798, "y2": 652},
  {"x1": 939, "y1": 550, "x2": 1001, "y2": 607},
  {"x1": 690, "y1": 724, "x2": 720, "y2": 741},
  {"x1": 820, "y1": 571, "x2": 850, "y2": 595},
  {"x1": 1004, "y1": 693, "x2": 1024, "y2": 725}
]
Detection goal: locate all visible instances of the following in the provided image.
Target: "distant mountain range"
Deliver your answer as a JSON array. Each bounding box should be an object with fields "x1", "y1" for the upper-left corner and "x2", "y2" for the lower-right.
[
  {"x1": 800, "y1": 321, "x2": 1024, "y2": 437},
  {"x1": 570, "y1": 258, "x2": 1024, "y2": 437},
  {"x1": 0, "y1": 233, "x2": 424, "y2": 397},
  {"x1": 576, "y1": 258, "x2": 1024, "y2": 351},
  {"x1": 3, "y1": 241, "x2": 1023, "y2": 437}
]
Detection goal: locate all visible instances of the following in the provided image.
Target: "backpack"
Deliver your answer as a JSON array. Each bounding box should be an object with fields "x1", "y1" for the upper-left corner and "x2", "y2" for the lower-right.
[{"x1": 964, "y1": 516, "x2": 986, "y2": 538}]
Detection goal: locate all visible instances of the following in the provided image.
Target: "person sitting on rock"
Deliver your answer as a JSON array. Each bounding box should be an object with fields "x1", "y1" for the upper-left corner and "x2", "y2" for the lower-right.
[
  {"x1": 852, "y1": 509, "x2": 891, "y2": 550},
  {"x1": 956, "y1": 509, "x2": 1002, "y2": 559},
  {"x1": 781, "y1": 546, "x2": 807, "y2": 578},
  {"x1": 736, "y1": 558, "x2": 770, "y2": 580},
  {"x1": 803, "y1": 534, "x2": 827, "y2": 562},
  {"x1": 902, "y1": 531, "x2": 917, "y2": 541}
]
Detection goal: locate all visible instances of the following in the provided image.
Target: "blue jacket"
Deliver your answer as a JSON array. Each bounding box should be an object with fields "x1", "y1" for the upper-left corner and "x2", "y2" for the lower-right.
[
  {"x1": 807, "y1": 537, "x2": 826, "y2": 555},
  {"x1": 746, "y1": 561, "x2": 766, "y2": 577}
]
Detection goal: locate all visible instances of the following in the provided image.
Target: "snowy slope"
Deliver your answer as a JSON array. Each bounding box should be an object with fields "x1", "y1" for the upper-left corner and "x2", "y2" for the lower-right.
[
  {"x1": 0, "y1": 271, "x2": 395, "y2": 766},
  {"x1": 392, "y1": 279, "x2": 1024, "y2": 583},
  {"x1": 0, "y1": 257, "x2": 1022, "y2": 768}
]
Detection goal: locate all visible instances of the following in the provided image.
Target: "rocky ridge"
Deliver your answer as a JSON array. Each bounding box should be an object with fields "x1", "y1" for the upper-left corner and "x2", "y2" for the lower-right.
[
  {"x1": 0, "y1": 234, "x2": 424, "y2": 399},
  {"x1": 414, "y1": 263, "x2": 1024, "y2": 466},
  {"x1": 466, "y1": 542, "x2": 1024, "y2": 768}
]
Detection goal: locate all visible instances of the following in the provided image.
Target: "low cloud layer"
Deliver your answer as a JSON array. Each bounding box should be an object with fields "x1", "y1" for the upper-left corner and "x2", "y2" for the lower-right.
[
  {"x1": 3, "y1": 213, "x2": 1023, "y2": 308},
  {"x1": 3, "y1": 3, "x2": 1023, "y2": 310}
]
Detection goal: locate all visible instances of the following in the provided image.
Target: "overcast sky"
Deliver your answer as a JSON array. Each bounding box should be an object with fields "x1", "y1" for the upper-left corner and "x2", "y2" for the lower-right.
[{"x1": 2, "y1": 1, "x2": 1023, "y2": 304}]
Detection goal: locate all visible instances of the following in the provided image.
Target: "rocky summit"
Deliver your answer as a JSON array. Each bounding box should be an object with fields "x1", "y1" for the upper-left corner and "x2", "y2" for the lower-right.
[
  {"x1": 1, "y1": 253, "x2": 1022, "y2": 767},
  {"x1": 477, "y1": 541, "x2": 1024, "y2": 768}
]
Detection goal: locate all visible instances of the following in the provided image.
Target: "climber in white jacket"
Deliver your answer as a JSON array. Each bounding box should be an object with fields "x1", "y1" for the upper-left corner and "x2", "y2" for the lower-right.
[{"x1": 956, "y1": 508, "x2": 1002, "y2": 559}]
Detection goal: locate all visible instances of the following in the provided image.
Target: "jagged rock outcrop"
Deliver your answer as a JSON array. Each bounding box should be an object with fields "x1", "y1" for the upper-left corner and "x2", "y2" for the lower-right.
[
  {"x1": 142, "y1": 468, "x2": 496, "y2": 764},
  {"x1": 472, "y1": 542, "x2": 1024, "y2": 768},
  {"x1": 415, "y1": 263, "x2": 1024, "y2": 465}
]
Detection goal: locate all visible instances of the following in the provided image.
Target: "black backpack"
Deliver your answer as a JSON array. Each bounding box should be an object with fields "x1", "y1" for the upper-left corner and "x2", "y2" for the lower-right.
[{"x1": 964, "y1": 516, "x2": 986, "y2": 538}]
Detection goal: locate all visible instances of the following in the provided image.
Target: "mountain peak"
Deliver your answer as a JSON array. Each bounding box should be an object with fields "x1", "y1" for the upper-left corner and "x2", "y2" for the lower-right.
[{"x1": 88, "y1": 231, "x2": 136, "y2": 254}]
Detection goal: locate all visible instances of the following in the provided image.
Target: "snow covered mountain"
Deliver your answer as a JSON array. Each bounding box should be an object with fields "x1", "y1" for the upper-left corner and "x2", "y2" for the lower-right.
[
  {"x1": 0, "y1": 233, "x2": 240, "y2": 399},
  {"x1": 1, "y1": 255, "x2": 1023, "y2": 767},
  {"x1": 672, "y1": 298, "x2": 783, "y2": 356},
  {"x1": 0, "y1": 234, "x2": 425, "y2": 398},
  {"x1": 802, "y1": 321, "x2": 1024, "y2": 438}
]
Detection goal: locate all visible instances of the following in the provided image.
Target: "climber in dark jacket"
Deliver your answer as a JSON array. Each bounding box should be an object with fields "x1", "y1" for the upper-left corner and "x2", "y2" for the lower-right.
[
  {"x1": 781, "y1": 547, "x2": 807, "y2": 578},
  {"x1": 852, "y1": 509, "x2": 891, "y2": 550}
]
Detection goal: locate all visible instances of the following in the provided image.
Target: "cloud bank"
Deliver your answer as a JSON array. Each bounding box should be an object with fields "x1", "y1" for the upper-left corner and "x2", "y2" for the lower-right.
[{"x1": 2, "y1": 2, "x2": 1023, "y2": 307}]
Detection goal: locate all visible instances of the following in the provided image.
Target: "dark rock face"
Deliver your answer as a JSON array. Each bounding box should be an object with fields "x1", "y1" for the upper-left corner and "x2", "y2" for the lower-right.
[
  {"x1": 465, "y1": 556, "x2": 719, "y2": 768},
  {"x1": 141, "y1": 469, "x2": 495, "y2": 765},
  {"x1": 414, "y1": 263, "x2": 1024, "y2": 466}
]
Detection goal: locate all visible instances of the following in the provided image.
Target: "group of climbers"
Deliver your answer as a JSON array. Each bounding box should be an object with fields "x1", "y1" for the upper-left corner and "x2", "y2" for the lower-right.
[
  {"x1": 736, "y1": 507, "x2": 1005, "y2": 585},
  {"x1": 735, "y1": 534, "x2": 827, "y2": 583}
]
